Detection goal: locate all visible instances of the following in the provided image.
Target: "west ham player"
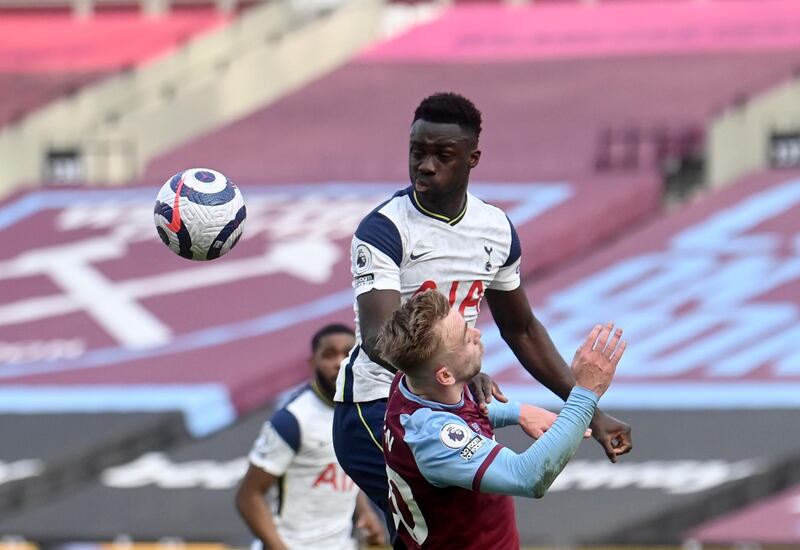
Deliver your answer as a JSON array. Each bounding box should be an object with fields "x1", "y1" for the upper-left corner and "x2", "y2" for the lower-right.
[
  {"x1": 332, "y1": 92, "x2": 633, "y2": 528},
  {"x1": 236, "y1": 324, "x2": 386, "y2": 550},
  {"x1": 379, "y1": 291, "x2": 626, "y2": 548}
]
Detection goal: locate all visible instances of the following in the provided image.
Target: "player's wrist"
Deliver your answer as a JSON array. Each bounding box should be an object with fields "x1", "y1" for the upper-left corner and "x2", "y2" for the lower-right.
[
  {"x1": 570, "y1": 385, "x2": 600, "y2": 404},
  {"x1": 510, "y1": 401, "x2": 526, "y2": 423},
  {"x1": 488, "y1": 399, "x2": 521, "y2": 425}
]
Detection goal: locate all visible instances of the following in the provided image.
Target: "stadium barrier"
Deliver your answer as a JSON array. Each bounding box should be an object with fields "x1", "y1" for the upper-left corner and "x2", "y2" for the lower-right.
[
  {"x1": 708, "y1": 71, "x2": 800, "y2": 187},
  {"x1": 0, "y1": 0, "x2": 382, "y2": 195},
  {"x1": 0, "y1": 0, "x2": 259, "y2": 16},
  {"x1": 0, "y1": 412, "x2": 190, "y2": 523}
]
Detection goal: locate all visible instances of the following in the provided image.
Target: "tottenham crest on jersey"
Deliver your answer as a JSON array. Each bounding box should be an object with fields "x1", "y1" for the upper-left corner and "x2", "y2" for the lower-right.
[{"x1": 483, "y1": 240, "x2": 493, "y2": 272}]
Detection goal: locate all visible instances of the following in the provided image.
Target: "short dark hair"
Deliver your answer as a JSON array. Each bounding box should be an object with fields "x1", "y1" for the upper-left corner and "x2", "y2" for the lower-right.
[
  {"x1": 376, "y1": 290, "x2": 451, "y2": 374},
  {"x1": 311, "y1": 323, "x2": 354, "y2": 353},
  {"x1": 413, "y1": 92, "x2": 482, "y2": 142}
]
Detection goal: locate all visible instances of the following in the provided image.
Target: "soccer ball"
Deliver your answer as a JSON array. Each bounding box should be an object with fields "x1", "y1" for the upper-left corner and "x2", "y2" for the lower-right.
[{"x1": 154, "y1": 168, "x2": 246, "y2": 261}]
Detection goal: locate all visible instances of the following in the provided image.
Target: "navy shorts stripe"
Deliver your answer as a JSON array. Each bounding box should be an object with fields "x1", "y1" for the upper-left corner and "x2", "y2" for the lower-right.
[
  {"x1": 342, "y1": 345, "x2": 359, "y2": 403},
  {"x1": 333, "y1": 399, "x2": 395, "y2": 538}
]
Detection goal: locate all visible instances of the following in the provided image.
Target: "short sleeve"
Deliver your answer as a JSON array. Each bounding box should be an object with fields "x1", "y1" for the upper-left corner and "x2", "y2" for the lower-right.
[
  {"x1": 488, "y1": 218, "x2": 521, "y2": 291},
  {"x1": 352, "y1": 212, "x2": 402, "y2": 296},
  {"x1": 248, "y1": 409, "x2": 300, "y2": 476},
  {"x1": 401, "y1": 409, "x2": 502, "y2": 491}
]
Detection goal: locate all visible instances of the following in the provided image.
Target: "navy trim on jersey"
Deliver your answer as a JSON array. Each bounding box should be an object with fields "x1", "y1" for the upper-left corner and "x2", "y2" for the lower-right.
[
  {"x1": 355, "y1": 212, "x2": 402, "y2": 267},
  {"x1": 270, "y1": 408, "x2": 301, "y2": 453},
  {"x1": 342, "y1": 345, "x2": 360, "y2": 403},
  {"x1": 502, "y1": 217, "x2": 521, "y2": 267}
]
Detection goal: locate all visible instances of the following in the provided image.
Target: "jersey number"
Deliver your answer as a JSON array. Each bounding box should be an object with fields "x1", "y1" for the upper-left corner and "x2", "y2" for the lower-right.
[
  {"x1": 413, "y1": 280, "x2": 484, "y2": 315},
  {"x1": 386, "y1": 466, "x2": 429, "y2": 545}
]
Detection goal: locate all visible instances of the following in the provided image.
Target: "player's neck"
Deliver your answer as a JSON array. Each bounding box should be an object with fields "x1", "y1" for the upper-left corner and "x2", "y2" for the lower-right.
[
  {"x1": 311, "y1": 374, "x2": 336, "y2": 405},
  {"x1": 406, "y1": 376, "x2": 464, "y2": 406},
  {"x1": 415, "y1": 191, "x2": 467, "y2": 222}
]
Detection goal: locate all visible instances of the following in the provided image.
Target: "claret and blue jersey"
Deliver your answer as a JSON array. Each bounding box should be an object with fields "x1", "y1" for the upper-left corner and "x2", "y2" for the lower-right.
[
  {"x1": 383, "y1": 374, "x2": 599, "y2": 549},
  {"x1": 334, "y1": 186, "x2": 522, "y2": 404},
  {"x1": 383, "y1": 374, "x2": 519, "y2": 549}
]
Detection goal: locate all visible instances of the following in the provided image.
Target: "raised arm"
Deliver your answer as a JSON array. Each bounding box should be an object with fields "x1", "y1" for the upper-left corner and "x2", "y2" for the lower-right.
[
  {"x1": 485, "y1": 288, "x2": 632, "y2": 462},
  {"x1": 487, "y1": 399, "x2": 590, "y2": 440},
  {"x1": 411, "y1": 324, "x2": 626, "y2": 498},
  {"x1": 480, "y1": 387, "x2": 597, "y2": 497}
]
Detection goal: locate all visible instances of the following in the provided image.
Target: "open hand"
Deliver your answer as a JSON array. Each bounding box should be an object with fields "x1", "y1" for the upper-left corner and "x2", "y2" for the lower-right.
[
  {"x1": 572, "y1": 323, "x2": 626, "y2": 398},
  {"x1": 571, "y1": 323, "x2": 632, "y2": 462}
]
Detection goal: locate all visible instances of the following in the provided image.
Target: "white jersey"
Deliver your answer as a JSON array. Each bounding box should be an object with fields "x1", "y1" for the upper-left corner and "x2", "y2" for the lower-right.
[
  {"x1": 248, "y1": 383, "x2": 359, "y2": 550},
  {"x1": 334, "y1": 186, "x2": 521, "y2": 403}
]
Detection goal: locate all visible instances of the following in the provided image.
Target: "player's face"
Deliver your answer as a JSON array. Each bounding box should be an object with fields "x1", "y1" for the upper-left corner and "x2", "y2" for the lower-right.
[
  {"x1": 408, "y1": 120, "x2": 480, "y2": 201},
  {"x1": 440, "y1": 308, "x2": 484, "y2": 383},
  {"x1": 312, "y1": 332, "x2": 355, "y2": 391}
]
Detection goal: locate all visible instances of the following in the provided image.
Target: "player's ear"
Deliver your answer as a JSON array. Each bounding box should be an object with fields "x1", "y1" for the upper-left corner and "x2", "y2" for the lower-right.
[
  {"x1": 435, "y1": 366, "x2": 456, "y2": 386},
  {"x1": 468, "y1": 149, "x2": 481, "y2": 169}
]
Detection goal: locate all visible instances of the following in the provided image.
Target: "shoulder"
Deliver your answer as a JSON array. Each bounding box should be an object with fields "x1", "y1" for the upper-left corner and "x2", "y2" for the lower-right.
[
  {"x1": 468, "y1": 193, "x2": 520, "y2": 265},
  {"x1": 355, "y1": 188, "x2": 409, "y2": 236},
  {"x1": 268, "y1": 386, "x2": 317, "y2": 452},
  {"x1": 267, "y1": 408, "x2": 301, "y2": 452},
  {"x1": 401, "y1": 408, "x2": 474, "y2": 451},
  {"x1": 468, "y1": 192, "x2": 511, "y2": 226},
  {"x1": 284, "y1": 385, "x2": 331, "y2": 427},
  {"x1": 353, "y1": 188, "x2": 410, "y2": 266}
]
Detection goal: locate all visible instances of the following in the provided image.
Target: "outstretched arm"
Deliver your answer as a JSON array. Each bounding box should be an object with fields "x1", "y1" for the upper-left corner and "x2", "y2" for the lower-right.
[
  {"x1": 411, "y1": 324, "x2": 626, "y2": 497},
  {"x1": 487, "y1": 400, "x2": 591, "y2": 439},
  {"x1": 409, "y1": 390, "x2": 596, "y2": 499},
  {"x1": 484, "y1": 325, "x2": 626, "y2": 496},
  {"x1": 485, "y1": 287, "x2": 632, "y2": 462},
  {"x1": 481, "y1": 387, "x2": 596, "y2": 497}
]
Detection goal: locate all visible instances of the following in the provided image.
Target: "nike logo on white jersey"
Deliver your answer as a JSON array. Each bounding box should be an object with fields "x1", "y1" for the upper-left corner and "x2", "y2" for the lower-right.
[{"x1": 409, "y1": 250, "x2": 433, "y2": 261}]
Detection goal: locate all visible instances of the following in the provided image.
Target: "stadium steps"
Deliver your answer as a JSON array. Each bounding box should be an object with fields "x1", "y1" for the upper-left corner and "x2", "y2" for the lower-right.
[
  {"x1": 0, "y1": 0, "x2": 383, "y2": 197},
  {"x1": 0, "y1": 6, "x2": 227, "y2": 128},
  {"x1": 0, "y1": 72, "x2": 106, "y2": 129}
]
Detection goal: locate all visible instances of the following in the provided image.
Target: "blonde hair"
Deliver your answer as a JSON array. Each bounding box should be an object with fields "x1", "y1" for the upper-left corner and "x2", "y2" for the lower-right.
[{"x1": 376, "y1": 290, "x2": 450, "y2": 374}]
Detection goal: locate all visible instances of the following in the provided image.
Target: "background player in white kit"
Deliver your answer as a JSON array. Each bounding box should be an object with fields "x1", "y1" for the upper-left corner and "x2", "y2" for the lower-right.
[
  {"x1": 332, "y1": 92, "x2": 633, "y2": 539},
  {"x1": 236, "y1": 324, "x2": 386, "y2": 550}
]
